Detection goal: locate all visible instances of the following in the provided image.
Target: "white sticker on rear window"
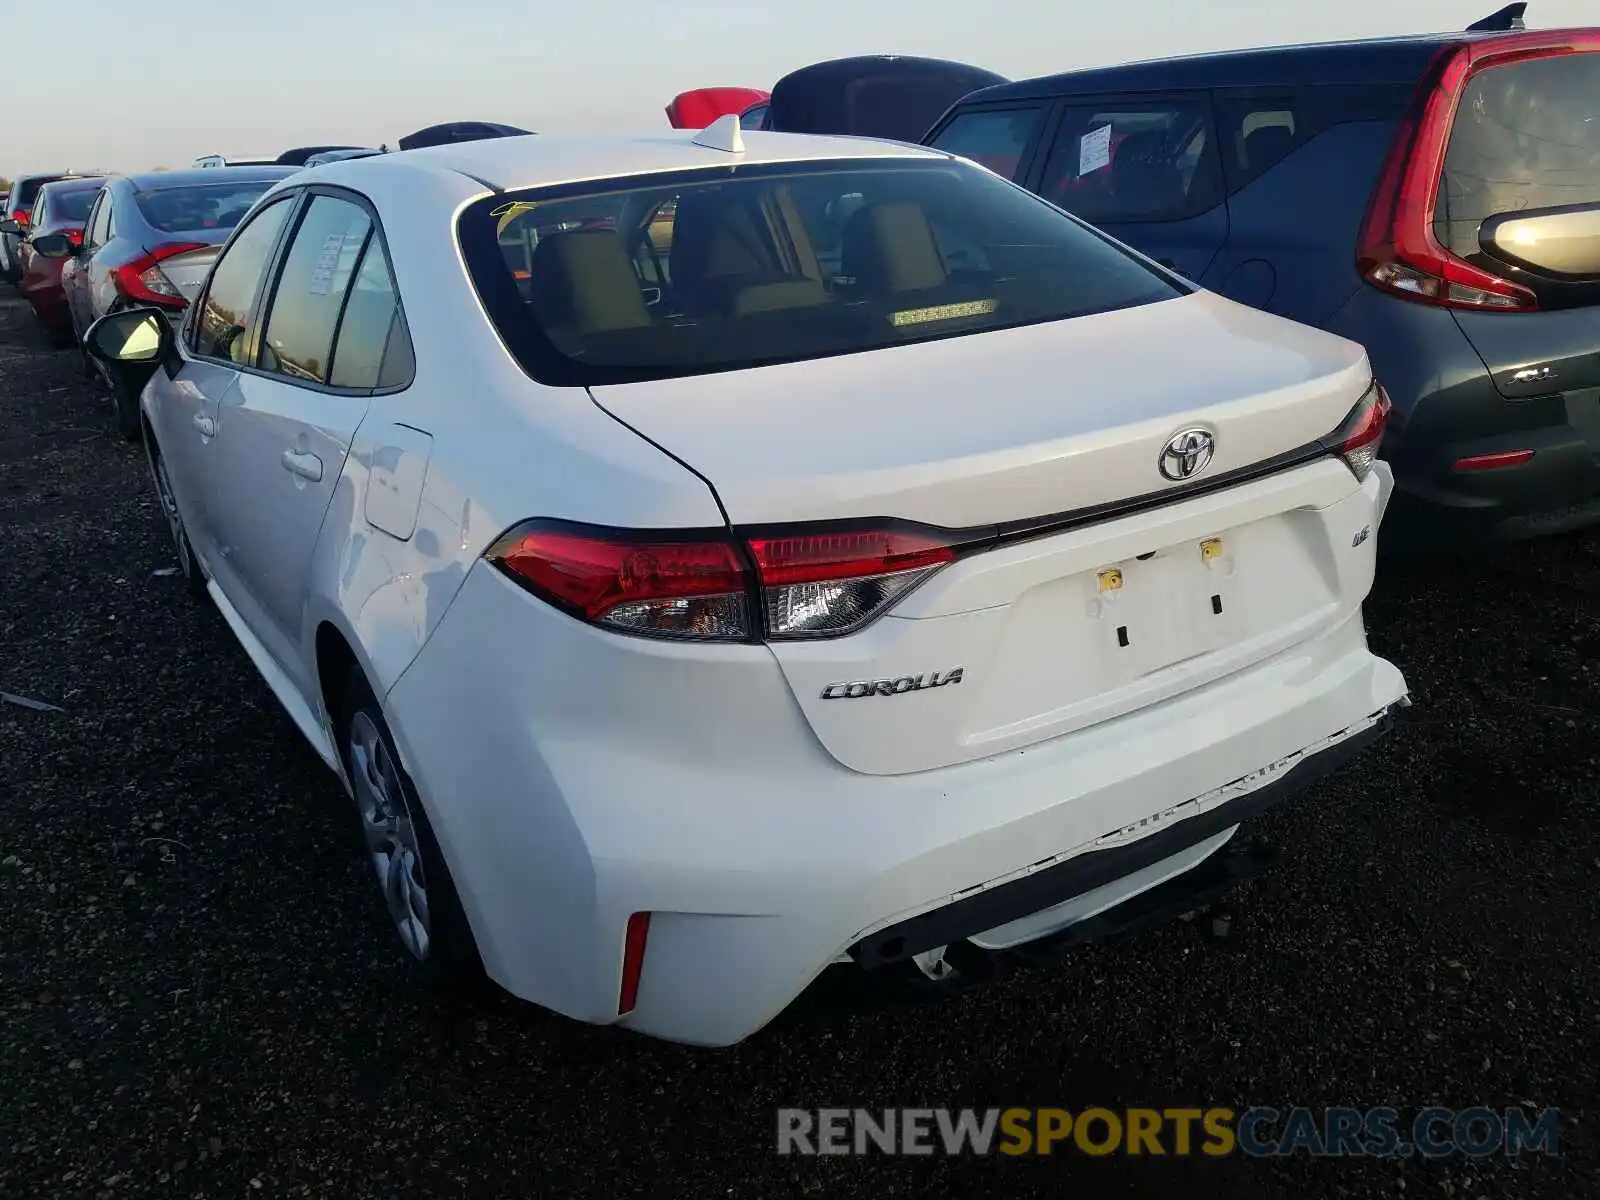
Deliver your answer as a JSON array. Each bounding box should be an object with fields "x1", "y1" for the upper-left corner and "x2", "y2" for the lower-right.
[
  {"x1": 1079, "y1": 124, "x2": 1112, "y2": 176},
  {"x1": 308, "y1": 232, "x2": 345, "y2": 296}
]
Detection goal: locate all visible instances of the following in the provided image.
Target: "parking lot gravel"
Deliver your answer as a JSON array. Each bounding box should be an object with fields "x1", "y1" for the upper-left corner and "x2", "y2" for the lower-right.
[{"x1": 1, "y1": 291, "x2": 1597, "y2": 1199}]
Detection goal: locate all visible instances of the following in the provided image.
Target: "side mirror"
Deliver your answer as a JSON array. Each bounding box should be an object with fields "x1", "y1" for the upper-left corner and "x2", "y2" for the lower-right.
[
  {"x1": 0, "y1": 218, "x2": 20, "y2": 235},
  {"x1": 84, "y1": 308, "x2": 172, "y2": 366},
  {"x1": 30, "y1": 233, "x2": 74, "y2": 259},
  {"x1": 1482, "y1": 202, "x2": 1600, "y2": 279}
]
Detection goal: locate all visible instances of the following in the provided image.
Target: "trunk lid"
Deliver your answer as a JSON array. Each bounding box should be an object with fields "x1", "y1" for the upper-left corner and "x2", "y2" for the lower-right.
[
  {"x1": 154, "y1": 243, "x2": 224, "y2": 303},
  {"x1": 590, "y1": 291, "x2": 1382, "y2": 776}
]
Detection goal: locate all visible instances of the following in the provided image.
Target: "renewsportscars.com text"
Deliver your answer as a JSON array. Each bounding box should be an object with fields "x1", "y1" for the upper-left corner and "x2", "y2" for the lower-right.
[{"x1": 776, "y1": 1106, "x2": 1562, "y2": 1158}]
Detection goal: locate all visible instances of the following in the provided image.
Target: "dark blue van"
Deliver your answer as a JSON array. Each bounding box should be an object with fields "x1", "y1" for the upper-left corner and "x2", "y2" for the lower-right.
[{"x1": 923, "y1": 6, "x2": 1600, "y2": 545}]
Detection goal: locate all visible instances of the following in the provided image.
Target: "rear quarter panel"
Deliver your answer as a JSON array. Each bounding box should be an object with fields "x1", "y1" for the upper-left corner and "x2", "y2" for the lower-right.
[
  {"x1": 298, "y1": 165, "x2": 727, "y2": 725},
  {"x1": 1202, "y1": 119, "x2": 1400, "y2": 327}
]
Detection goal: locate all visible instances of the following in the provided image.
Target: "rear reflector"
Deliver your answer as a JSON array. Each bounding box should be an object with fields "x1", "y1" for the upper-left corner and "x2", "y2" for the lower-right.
[
  {"x1": 488, "y1": 519, "x2": 963, "y2": 642},
  {"x1": 1453, "y1": 449, "x2": 1535, "y2": 471},
  {"x1": 618, "y1": 912, "x2": 651, "y2": 1015}
]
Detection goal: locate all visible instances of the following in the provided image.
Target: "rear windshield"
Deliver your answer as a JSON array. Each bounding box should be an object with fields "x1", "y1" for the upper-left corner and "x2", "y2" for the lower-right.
[
  {"x1": 1435, "y1": 51, "x2": 1600, "y2": 259},
  {"x1": 50, "y1": 187, "x2": 101, "y2": 223},
  {"x1": 12, "y1": 176, "x2": 64, "y2": 210},
  {"x1": 460, "y1": 158, "x2": 1183, "y2": 386},
  {"x1": 135, "y1": 181, "x2": 279, "y2": 233}
]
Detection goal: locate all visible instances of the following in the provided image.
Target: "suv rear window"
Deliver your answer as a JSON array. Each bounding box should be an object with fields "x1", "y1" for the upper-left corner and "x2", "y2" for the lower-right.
[
  {"x1": 1037, "y1": 100, "x2": 1224, "y2": 224},
  {"x1": 1435, "y1": 51, "x2": 1600, "y2": 260},
  {"x1": 10, "y1": 176, "x2": 65, "y2": 211},
  {"x1": 460, "y1": 158, "x2": 1184, "y2": 386},
  {"x1": 135, "y1": 181, "x2": 279, "y2": 233}
]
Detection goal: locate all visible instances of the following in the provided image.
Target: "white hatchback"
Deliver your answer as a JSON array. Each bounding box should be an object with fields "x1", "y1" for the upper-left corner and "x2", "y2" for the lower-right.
[{"x1": 85, "y1": 118, "x2": 1409, "y2": 1047}]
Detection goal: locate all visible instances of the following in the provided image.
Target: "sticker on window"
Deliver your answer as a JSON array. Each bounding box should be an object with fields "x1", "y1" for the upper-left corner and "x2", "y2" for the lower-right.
[
  {"x1": 889, "y1": 299, "x2": 999, "y2": 327},
  {"x1": 308, "y1": 232, "x2": 345, "y2": 296},
  {"x1": 1079, "y1": 124, "x2": 1113, "y2": 176}
]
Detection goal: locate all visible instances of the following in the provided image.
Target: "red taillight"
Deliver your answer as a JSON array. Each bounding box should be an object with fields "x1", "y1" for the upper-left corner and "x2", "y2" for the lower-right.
[
  {"x1": 66, "y1": 228, "x2": 83, "y2": 247},
  {"x1": 488, "y1": 520, "x2": 962, "y2": 641},
  {"x1": 618, "y1": 912, "x2": 650, "y2": 1015},
  {"x1": 1352, "y1": 38, "x2": 1600, "y2": 313},
  {"x1": 1454, "y1": 449, "x2": 1535, "y2": 471},
  {"x1": 490, "y1": 524, "x2": 752, "y2": 639},
  {"x1": 112, "y1": 242, "x2": 207, "y2": 310},
  {"x1": 12, "y1": 209, "x2": 29, "y2": 228},
  {"x1": 1333, "y1": 381, "x2": 1392, "y2": 481}
]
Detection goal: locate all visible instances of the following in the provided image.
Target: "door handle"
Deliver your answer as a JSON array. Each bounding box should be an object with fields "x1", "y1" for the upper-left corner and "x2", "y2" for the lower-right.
[
  {"x1": 281, "y1": 448, "x2": 324, "y2": 482},
  {"x1": 192, "y1": 413, "x2": 215, "y2": 437}
]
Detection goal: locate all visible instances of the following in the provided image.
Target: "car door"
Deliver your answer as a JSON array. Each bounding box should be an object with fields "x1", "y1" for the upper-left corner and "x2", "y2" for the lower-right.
[
  {"x1": 82, "y1": 187, "x2": 119, "y2": 328},
  {"x1": 201, "y1": 189, "x2": 380, "y2": 692},
  {"x1": 147, "y1": 193, "x2": 299, "y2": 570},
  {"x1": 65, "y1": 189, "x2": 108, "y2": 338},
  {"x1": 1027, "y1": 93, "x2": 1229, "y2": 282},
  {"x1": 923, "y1": 101, "x2": 1054, "y2": 184}
]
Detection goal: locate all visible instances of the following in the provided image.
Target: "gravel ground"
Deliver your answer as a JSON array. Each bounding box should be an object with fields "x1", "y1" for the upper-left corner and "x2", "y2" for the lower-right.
[{"x1": 1, "y1": 289, "x2": 1596, "y2": 1199}]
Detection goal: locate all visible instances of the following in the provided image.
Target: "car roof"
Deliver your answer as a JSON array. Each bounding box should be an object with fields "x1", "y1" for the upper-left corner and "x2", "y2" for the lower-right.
[
  {"x1": 36, "y1": 176, "x2": 106, "y2": 192},
  {"x1": 122, "y1": 166, "x2": 299, "y2": 190},
  {"x1": 954, "y1": 29, "x2": 1577, "y2": 101},
  {"x1": 311, "y1": 129, "x2": 945, "y2": 192}
]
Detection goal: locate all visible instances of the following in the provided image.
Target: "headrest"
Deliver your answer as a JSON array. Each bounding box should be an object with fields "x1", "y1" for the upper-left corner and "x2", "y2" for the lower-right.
[
  {"x1": 527, "y1": 229, "x2": 650, "y2": 335},
  {"x1": 840, "y1": 201, "x2": 947, "y2": 294},
  {"x1": 1111, "y1": 131, "x2": 1184, "y2": 214},
  {"x1": 669, "y1": 192, "x2": 776, "y2": 287}
]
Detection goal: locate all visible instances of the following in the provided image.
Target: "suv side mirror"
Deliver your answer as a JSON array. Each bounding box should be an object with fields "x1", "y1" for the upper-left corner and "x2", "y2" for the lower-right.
[
  {"x1": 84, "y1": 308, "x2": 172, "y2": 366},
  {"x1": 30, "y1": 233, "x2": 74, "y2": 259},
  {"x1": 0, "y1": 218, "x2": 20, "y2": 235}
]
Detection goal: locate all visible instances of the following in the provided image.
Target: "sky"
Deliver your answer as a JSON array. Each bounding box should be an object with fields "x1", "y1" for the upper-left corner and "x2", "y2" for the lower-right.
[{"x1": 8, "y1": 0, "x2": 1594, "y2": 172}]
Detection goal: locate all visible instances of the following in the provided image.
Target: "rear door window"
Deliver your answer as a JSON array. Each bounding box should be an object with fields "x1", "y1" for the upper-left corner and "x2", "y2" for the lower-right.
[
  {"x1": 258, "y1": 195, "x2": 373, "y2": 384},
  {"x1": 1435, "y1": 51, "x2": 1600, "y2": 265},
  {"x1": 926, "y1": 106, "x2": 1047, "y2": 181},
  {"x1": 1036, "y1": 98, "x2": 1224, "y2": 224}
]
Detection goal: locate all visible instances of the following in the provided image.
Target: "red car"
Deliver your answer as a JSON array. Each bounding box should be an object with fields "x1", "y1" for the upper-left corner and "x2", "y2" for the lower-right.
[
  {"x1": 15, "y1": 176, "x2": 103, "y2": 345},
  {"x1": 665, "y1": 87, "x2": 769, "y2": 128}
]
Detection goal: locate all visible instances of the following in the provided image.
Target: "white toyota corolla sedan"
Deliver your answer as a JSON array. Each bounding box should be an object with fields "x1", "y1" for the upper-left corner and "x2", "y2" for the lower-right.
[{"x1": 85, "y1": 117, "x2": 1409, "y2": 1046}]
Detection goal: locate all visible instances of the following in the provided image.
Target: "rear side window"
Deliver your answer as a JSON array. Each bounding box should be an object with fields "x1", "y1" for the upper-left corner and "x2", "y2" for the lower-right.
[
  {"x1": 1435, "y1": 51, "x2": 1600, "y2": 260},
  {"x1": 135, "y1": 181, "x2": 281, "y2": 234},
  {"x1": 328, "y1": 238, "x2": 414, "y2": 390},
  {"x1": 927, "y1": 106, "x2": 1046, "y2": 180},
  {"x1": 1037, "y1": 99, "x2": 1224, "y2": 223},
  {"x1": 460, "y1": 158, "x2": 1184, "y2": 386},
  {"x1": 258, "y1": 195, "x2": 373, "y2": 383}
]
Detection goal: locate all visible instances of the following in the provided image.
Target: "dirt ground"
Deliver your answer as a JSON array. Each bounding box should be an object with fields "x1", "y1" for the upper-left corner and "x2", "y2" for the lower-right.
[{"x1": 1, "y1": 290, "x2": 1596, "y2": 1198}]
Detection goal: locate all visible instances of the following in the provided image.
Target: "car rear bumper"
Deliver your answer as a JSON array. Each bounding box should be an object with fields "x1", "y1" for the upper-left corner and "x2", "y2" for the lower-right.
[
  {"x1": 384, "y1": 555, "x2": 1408, "y2": 1047},
  {"x1": 1383, "y1": 422, "x2": 1600, "y2": 544}
]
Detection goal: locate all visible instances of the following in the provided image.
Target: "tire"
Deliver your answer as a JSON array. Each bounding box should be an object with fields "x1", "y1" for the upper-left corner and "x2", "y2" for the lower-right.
[
  {"x1": 337, "y1": 666, "x2": 483, "y2": 991},
  {"x1": 148, "y1": 441, "x2": 208, "y2": 599},
  {"x1": 112, "y1": 375, "x2": 142, "y2": 442}
]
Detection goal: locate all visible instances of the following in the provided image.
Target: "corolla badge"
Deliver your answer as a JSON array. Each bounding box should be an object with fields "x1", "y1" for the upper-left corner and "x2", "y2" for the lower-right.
[
  {"x1": 1159, "y1": 428, "x2": 1216, "y2": 481},
  {"x1": 820, "y1": 669, "x2": 963, "y2": 700}
]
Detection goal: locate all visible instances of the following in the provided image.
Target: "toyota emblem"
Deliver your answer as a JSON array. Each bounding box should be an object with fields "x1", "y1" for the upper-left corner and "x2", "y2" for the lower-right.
[{"x1": 1159, "y1": 428, "x2": 1216, "y2": 481}]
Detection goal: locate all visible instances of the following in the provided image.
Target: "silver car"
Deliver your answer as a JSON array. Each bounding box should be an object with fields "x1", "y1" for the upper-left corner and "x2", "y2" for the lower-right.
[{"x1": 52, "y1": 165, "x2": 296, "y2": 438}]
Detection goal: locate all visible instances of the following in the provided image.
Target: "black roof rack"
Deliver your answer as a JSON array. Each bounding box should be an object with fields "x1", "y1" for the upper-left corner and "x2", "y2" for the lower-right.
[{"x1": 1466, "y1": 3, "x2": 1526, "y2": 32}]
